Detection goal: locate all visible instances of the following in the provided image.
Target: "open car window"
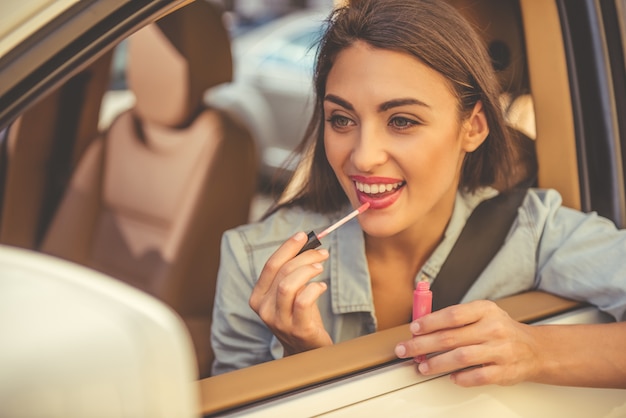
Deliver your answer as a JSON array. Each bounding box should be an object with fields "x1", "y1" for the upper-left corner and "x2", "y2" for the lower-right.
[{"x1": 1, "y1": 0, "x2": 625, "y2": 417}]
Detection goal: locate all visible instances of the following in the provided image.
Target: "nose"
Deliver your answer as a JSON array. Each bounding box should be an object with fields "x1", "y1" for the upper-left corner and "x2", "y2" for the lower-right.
[{"x1": 350, "y1": 122, "x2": 388, "y2": 172}]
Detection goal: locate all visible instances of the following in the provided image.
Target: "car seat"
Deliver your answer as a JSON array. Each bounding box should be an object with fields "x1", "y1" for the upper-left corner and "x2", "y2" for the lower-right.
[
  {"x1": 447, "y1": 0, "x2": 538, "y2": 189},
  {"x1": 40, "y1": 1, "x2": 257, "y2": 378}
]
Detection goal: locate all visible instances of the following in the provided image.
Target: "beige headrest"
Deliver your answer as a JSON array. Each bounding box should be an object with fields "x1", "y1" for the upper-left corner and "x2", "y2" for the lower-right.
[
  {"x1": 446, "y1": 0, "x2": 528, "y2": 94},
  {"x1": 127, "y1": 1, "x2": 233, "y2": 128}
]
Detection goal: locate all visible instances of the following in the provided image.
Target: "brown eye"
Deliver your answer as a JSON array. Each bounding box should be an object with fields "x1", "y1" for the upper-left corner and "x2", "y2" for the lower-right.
[
  {"x1": 327, "y1": 115, "x2": 353, "y2": 128},
  {"x1": 389, "y1": 116, "x2": 418, "y2": 130}
]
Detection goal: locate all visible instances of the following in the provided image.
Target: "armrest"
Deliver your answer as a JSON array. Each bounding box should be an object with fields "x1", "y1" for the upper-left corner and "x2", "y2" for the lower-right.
[
  {"x1": 199, "y1": 290, "x2": 583, "y2": 416},
  {"x1": 494, "y1": 290, "x2": 584, "y2": 323}
]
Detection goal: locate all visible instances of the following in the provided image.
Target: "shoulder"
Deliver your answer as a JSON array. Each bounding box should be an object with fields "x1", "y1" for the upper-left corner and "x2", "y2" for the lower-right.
[
  {"x1": 523, "y1": 187, "x2": 563, "y2": 209},
  {"x1": 521, "y1": 188, "x2": 587, "y2": 223},
  {"x1": 459, "y1": 187, "x2": 588, "y2": 236},
  {"x1": 518, "y1": 188, "x2": 621, "y2": 245},
  {"x1": 462, "y1": 187, "x2": 566, "y2": 217}
]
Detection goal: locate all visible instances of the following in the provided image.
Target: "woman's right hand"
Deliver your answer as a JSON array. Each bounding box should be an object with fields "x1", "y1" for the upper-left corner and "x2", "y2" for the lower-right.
[{"x1": 249, "y1": 231, "x2": 332, "y2": 356}]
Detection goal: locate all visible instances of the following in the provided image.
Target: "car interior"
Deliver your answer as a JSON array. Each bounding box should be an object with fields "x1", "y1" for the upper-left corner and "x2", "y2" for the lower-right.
[
  {"x1": 0, "y1": 0, "x2": 623, "y2": 414},
  {"x1": 0, "y1": 0, "x2": 257, "y2": 379}
]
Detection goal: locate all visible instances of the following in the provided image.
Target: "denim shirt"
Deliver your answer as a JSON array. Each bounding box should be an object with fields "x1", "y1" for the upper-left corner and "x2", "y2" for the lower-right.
[{"x1": 211, "y1": 188, "x2": 626, "y2": 375}]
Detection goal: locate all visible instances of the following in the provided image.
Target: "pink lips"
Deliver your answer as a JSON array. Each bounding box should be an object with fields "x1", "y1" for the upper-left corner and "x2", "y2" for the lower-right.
[{"x1": 351, "y1": 175, "x2": 405, "y2": 210}]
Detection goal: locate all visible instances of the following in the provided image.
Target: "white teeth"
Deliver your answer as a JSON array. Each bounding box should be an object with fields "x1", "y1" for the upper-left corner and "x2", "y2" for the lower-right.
[{"x1": 355, "y1": 181, "x2": 403, "y2": 195}]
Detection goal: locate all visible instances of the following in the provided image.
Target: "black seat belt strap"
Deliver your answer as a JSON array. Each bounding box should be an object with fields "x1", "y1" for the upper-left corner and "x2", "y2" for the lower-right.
[{"x1": 431, "y1": 188, "x2": 529, "y2": 311}]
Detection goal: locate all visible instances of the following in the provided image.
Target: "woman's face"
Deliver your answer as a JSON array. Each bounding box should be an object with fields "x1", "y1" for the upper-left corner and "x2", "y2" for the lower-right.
[{"x1": 323, "y1": 41, "x2": 487, "y2": 239}]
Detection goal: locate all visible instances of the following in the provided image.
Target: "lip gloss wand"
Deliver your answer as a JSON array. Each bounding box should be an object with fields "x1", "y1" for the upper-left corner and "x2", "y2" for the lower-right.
[{"x1": 296, "y1": 202, "x2": 370, "y2": 255}]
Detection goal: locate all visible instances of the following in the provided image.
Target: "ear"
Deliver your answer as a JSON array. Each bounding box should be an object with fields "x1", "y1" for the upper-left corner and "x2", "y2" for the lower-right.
[{"x1": 461, "y1": 100, "x2": 489, "y2": 152}]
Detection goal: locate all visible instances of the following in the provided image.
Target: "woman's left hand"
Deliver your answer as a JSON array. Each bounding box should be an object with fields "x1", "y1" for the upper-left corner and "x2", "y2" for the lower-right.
[{"x1": 394, "y1": 300, "x2": 541, "y2": 386}]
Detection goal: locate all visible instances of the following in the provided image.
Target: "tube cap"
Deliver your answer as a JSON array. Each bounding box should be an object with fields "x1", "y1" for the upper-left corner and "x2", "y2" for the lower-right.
[{"x1": 296, "y1": 231, "x2": 322, "y2": 256}]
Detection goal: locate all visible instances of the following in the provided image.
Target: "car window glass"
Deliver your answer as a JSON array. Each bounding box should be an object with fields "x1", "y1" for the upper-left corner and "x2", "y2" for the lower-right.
[
  {"x1": 0, "y1": 0, "x2": 79, "y2": 54},
  {"x1": 260, "y1": 27, "x2": 322, "y2": 74},
  {"x1": 98, "y1": 40, "x2": 134, "y2": 131}
]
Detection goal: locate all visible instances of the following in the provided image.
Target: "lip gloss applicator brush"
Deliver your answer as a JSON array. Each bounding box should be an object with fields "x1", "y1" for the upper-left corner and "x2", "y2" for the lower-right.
[{"x1": 296, "y1": 202, "x2": 370, "y2": 255}]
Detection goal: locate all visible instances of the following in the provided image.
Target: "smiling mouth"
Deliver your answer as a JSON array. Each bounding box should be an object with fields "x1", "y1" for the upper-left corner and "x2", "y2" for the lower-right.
[{"x1": 354, "y1": 180, "x2": 405, "y2": 196}]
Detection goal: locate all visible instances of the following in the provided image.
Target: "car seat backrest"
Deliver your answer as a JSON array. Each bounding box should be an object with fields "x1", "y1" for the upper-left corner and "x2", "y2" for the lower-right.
[
  {"x1": 448, "y1": 0, "x2": 537, "y2": 190},
  {"x1": 446, "y1": 0, "x2": 528, "y2": 95},
  {"x1": 0, "y1": 51, "x2": 113, "y2": 249},
  {"x1": 128, "y1": 5, "x2": 232, "y2": 128},
  {"x1": 41, "y1": 1, "x2": 257, "y2": 378}
]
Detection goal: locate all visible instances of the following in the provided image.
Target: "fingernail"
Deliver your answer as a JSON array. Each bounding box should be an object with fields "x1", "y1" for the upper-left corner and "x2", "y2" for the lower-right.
[
  {"x1": 312, "y1": 262, "x2": 323, "y2": 270},
  {"x1": 394, "y1": 344, "x2": 406, "y2": 357},
  {"x1": 410, "y1": 322, "x2": 420, "y2": 334},
  {"x1": 318, "y1": 248, "x2": 329, "y2": 257},
  {"x1": 294, "y1": 232, "x2": 307, "y2": 241},
  {"x1": 418, "y1": 362, "x2": 428, "y2": 374}
]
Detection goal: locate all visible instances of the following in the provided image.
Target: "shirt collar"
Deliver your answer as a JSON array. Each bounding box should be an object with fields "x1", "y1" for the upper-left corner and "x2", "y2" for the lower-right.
[{"x1": 421, "y1": 188, "x2": 498, "y2": 281}]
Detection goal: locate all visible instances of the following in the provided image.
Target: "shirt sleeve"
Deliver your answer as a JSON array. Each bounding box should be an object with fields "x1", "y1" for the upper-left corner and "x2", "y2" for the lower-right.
[
  {"x1": 210, "y1": 229, "x2": 275, "y2": 375},
  {"x1": 534, "y1": 189, "x2": 626, "y2": 321}
]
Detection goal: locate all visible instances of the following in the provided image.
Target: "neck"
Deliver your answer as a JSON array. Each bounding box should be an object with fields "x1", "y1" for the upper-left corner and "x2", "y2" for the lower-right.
[{"x1": 364, "y1": 190, "x2": 457, "y2": 276}]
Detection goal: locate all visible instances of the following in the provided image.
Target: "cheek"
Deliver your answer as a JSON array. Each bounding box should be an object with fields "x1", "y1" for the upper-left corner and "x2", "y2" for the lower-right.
[
  {"x1": 324, "y1": 135, "x2": 350, "y2": 172},
  {"x1": 395, "y1": 132, "x2": 465, "y2": 186}
]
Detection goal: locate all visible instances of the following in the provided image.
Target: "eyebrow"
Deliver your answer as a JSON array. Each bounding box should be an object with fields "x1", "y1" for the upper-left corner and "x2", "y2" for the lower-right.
[
  {"x1": 324, "y1": 94, "x2": 354, "y2": 110},
  {"x1": 378, "y1": 98, "x2": 430, "y2": 112},
  {"x1": 324, "y1": 94, "x2": 430, "y2": 112}
]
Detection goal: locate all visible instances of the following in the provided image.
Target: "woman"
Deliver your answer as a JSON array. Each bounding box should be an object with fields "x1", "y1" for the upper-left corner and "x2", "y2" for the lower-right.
[{"x1": 211, "y1": 0, "x2": 626, "y2": 387}]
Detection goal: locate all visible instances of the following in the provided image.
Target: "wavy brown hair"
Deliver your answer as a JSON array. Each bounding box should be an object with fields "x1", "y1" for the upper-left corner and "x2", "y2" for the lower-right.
[{"x1": 269, "y1": 0, "x2": 517, "y2": 216}]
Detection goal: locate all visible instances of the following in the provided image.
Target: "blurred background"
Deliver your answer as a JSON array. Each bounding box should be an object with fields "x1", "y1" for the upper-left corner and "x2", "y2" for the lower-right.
[
  {"x1": 101, "y1": 0, "x2": 338, "y2": 221},
  {"x1": 223, "y1": 0, "x2": 335, "y2": 35}
]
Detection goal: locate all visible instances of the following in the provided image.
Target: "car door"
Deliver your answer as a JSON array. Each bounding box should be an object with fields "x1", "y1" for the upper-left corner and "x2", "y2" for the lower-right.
[
  {"x1": 198, "y1": 0, "x2": 626, "y2": 415},
  {"x1": 558, "y1": 0, "x2": 626, "y2": 227}
]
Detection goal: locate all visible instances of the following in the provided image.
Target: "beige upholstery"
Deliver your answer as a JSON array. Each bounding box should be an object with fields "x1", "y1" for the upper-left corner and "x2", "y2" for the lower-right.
[
  {"x1": 41, "y1": 1, "x2": 257, "y2": 378},
  {"x1": 0, "y1": 51, "x2": 113, "y2": 249},
  {"x1": 519, "y1": 0, "x2": 580, "y2": 209},
  {"x1": 448, "y1": 0, "x2": 538, "y2": 191},
  {"x1": 447, "y1": 0, "x2": 528, "y2": 94}
]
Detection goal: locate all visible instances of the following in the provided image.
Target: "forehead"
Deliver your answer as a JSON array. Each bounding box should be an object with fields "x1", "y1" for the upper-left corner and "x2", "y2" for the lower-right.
[{"x1": 325, "y1": 41, "x2": 457, "y2": 108}]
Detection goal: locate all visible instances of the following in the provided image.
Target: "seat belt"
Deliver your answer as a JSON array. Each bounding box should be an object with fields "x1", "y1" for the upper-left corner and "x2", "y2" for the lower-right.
[{"x1": 431, "y1": 188, "x2": 529, "y2": 311}]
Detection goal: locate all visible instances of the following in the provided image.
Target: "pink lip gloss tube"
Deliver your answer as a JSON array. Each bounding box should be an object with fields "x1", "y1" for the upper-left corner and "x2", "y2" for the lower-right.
[
  {"x1": 413, "y1": 280, "x2": 432, "y2": 321},
  {"x1": 413, "y1": 281, "x2": 432, "y2": 363}
]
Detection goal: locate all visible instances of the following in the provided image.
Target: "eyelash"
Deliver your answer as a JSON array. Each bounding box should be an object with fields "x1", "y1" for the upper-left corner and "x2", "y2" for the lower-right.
[
  {"x1": 389, "y1": 116, "x2": 420, "y2": 130},
  {"x1": 325, "y1": 114, "x2": 421, "y2": 131},
  {"x1": 326, "y1": 115, "x2": 353, "y2": 129}
]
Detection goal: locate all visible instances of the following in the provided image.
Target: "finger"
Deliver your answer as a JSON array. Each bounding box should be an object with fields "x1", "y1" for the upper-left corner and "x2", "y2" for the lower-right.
[
  {"x1": 274, "y1": 262, "x2": 325, "y2": 322},
  {"x1": 396, "y1": 306, "x2": 508, "y2": 360},
  {"x1": 449, "y1": 364, "x2": 503, "y2": 387},
  {"x1": 417, "y1": 344, "x2": 486, "y2": 376},
  {"x1": 251, "y1": 247, "x2": 329, "y2": 316},
  {"x1": 396, "y1": 321, "x2": 483, "y2": 360},
  {"x1": 255, "y1": 232, "x2": 309, "y2": 296},
  {"x1": 410, "y1": 300, "x2": 506, "y2": 337},
  {"x1": 291, "y1": 281, "x2": 328, "y2": 329}
]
